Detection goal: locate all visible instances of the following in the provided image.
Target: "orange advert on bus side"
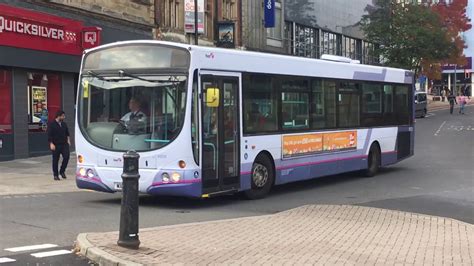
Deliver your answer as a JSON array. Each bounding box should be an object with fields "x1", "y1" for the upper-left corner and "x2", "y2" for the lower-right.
[{"x1": 283, "y1": 131, "x2": 357, "y2": 158}]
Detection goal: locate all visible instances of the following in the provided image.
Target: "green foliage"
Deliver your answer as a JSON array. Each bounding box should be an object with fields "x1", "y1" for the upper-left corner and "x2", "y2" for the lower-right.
[{"x1": 361, "y1": 0, "x2": 455, "y2": 76}]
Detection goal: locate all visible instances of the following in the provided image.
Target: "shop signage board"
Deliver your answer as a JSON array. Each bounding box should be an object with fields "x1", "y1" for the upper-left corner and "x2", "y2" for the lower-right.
[
  {"x1": 0, "y1": 4, "x2": 101, "y2": 55},
  {"x1": 184, "y1": 0, "x2": 204, "y2": 34}
]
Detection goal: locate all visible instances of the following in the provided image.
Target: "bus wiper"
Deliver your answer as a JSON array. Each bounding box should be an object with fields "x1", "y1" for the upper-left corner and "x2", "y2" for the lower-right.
[
  {"x1": 118, "y1": 70, "x2": 160, "y2": 83},
  {"x1": 87, "y1": 70, "x2": 107, "y2": 81}
]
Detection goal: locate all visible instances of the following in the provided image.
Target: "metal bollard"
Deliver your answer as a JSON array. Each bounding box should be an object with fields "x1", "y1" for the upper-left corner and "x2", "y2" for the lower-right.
[{"x1": 117, "y1": 150, "x2": 140, "y2": 249}]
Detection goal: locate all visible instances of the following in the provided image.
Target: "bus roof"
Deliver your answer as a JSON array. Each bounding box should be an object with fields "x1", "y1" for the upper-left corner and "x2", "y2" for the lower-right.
[{"x1": 84, "y1": 40, "x2": 414, "y2": 85}]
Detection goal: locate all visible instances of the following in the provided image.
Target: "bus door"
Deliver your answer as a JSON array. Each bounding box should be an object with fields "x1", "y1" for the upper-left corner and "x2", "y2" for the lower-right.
[{"x1": 200, "y1": 72, "x2": 240, "y2": 194}]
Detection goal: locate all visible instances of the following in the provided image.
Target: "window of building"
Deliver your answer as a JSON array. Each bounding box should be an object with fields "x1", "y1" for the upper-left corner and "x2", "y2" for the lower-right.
[
  {"x1": 243, "y1": 74, "x2": 278, "y2": 133},
  {"x1": 321, "y1": 31, "x2": 342, "y2": 56},
  {"x1": 281, "y1": 78, "x2": 309, "y2": 130},
  {"x1": 162, "y1": 0, "x2": 184, "y2": 30},
  {"x1": 266, "y1": 0, "x2": 283, "y2": 46},
  {"x1": 27, "y1": 72, "x2": 61, "y2": 132},
  {"x1": 311, "y1": 79, "x2": 336, "y2": 129},
  {"x1": 291, "y1": 24, "x2": 319, "y2": 58},
  {"x1": 337, "y1": 82, "x2": 360, "y2": 128},
  {"x1": 0, "y1": 70, "x2": 12, "y2": 134},
  {"x1": 222, "y1": 0, "x2": 236, "y2": 20}
]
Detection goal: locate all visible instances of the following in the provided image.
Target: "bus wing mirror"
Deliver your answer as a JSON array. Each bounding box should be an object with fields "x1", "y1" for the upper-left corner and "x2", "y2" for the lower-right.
[
  {"x1": 83, "y1": 80, "x2": 89, "y2": 98},
  {"x1": 205, "y1": 88, "x2": 220, "y2": 107}
]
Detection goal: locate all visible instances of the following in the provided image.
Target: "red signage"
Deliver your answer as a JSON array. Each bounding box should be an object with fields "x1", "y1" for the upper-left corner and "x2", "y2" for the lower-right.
[{"x1": 0, "y1": 4, "x2": 101, "y2": 55}]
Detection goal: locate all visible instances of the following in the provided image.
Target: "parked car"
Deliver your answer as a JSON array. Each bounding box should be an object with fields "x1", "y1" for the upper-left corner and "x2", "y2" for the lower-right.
[{"x1": 414, "y1": 91, "x2": 427, "y2": 118}]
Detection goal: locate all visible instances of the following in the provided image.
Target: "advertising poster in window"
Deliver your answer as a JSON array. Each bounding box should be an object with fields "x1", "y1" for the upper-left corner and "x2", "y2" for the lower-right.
[
  {"x1": 282, "y1": 131, "x2": 357, "y2": 158},
  {"x1": 31, "y1": 86, "x2": 47, "y2": 124},
  {"x1": 216, "y1": 22, "x2": 235, "y2": 48}
]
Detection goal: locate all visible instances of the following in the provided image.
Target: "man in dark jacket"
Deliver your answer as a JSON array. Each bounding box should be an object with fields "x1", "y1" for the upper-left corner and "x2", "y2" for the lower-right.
[
  {"x1": 447, "y1": 93, "x2": 457, "y2": 115},
  {"x1": 47, "y1": 110, "x2": 70, "y2": 180}
]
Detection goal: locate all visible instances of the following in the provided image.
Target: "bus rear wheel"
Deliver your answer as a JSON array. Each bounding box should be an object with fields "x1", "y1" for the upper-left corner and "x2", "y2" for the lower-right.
[
  {"x1": 244, "y1": 155, "x2": 274, "y2": 200},
  {"x1": 364, "y1": 144, "x2": 381, "y2": 177}
]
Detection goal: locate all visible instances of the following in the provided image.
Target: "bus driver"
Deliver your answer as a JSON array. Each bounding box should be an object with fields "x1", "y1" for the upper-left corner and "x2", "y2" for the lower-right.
[{"x1": 120, "y1": 97, "x2": 147, "y2": 133}]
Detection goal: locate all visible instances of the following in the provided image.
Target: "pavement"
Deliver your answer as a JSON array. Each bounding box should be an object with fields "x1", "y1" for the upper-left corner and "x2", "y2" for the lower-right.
[
  {"x1": 1, "y1": 99, "x2": 473, "y2": 265},
  {"x1": 0, "y1": 153, "x2": 77, "y2": 195},
  {"x1": 75, "y1": 205, "x2": 473, "y2": 265}
]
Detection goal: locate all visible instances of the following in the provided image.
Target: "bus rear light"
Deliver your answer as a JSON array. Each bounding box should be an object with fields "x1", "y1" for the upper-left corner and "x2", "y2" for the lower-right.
[{"x1": 178, "y1": 160, "x2": 186, "y2": 169}]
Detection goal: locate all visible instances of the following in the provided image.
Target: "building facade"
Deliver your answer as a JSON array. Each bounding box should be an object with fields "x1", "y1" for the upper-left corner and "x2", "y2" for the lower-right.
[
  {"x1": 241, "y1": 0, "x2": 379, "y2": 65},
  {"x1": 156, "y1": 0, "x2": 242, "y2": 48},
  {"x1": 0, "y1": 0, "x2": 155, "y2": 161}
]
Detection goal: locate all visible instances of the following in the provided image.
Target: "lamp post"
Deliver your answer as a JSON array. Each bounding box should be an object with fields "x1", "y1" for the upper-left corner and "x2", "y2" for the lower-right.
[
  {"x1": 454, "y1": 64, "x2": 457, "y2": 96},
  {"x1": 194, "y1": 0, "x2": 198, "y2": 45}
]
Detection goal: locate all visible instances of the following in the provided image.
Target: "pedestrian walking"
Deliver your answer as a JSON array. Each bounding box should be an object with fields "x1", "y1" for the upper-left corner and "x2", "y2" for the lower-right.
[
  {"x1": 458, "y1": 93, "x2": 468, "y2": 115},
  {"x1": 47, "y1": 110, "x2": 70, "y2": 181},
  {"x1": 447, "y1": 93, "x2": 457, "y2": 114},
  {"x1": 441, "y1": 89, "x2": 446, "y2": 102}
]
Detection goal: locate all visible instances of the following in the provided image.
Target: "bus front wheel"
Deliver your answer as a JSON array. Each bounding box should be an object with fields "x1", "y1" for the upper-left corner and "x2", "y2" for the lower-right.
[
  {"x1": 244, "y1": 155, "x2": 274, "y2": 200},
  {"x1": 364, "y1": 144, "x2": 381, "y2": 177}
]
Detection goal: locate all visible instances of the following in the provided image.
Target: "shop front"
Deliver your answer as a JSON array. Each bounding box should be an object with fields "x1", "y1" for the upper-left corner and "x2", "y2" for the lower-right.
[{"x1": 0, "y1": 3, "x2": 152, "y2": 161}]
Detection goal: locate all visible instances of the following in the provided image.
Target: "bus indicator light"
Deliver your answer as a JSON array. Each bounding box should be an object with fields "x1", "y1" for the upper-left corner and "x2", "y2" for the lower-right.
[
  {"x1": 178, "y1": 160, "x2": 186, "y2": 168},
  {"x1": 78, "y1": 155, "x2": 84, "y2": 163}
]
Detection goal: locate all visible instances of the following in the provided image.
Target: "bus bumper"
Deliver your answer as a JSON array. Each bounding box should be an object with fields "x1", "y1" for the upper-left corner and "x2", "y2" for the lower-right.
[{"x1": 146, "y1": 181, "x2": 202, "y2": 198}]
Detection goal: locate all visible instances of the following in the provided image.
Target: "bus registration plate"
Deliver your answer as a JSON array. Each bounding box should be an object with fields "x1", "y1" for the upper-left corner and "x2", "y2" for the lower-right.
[{"x1": 114, "y1": 182, "x2": 123, "y2": 190}]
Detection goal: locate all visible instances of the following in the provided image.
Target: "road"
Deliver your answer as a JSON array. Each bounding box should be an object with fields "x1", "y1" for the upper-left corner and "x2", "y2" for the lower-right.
[{"x1": 0, "y1": 105, "x2": 472, "y2": 265}]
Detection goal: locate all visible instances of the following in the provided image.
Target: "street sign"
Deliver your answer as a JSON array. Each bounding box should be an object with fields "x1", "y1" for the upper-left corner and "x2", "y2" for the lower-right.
[{"x1": 184, "y1": 0, "x2": 204, "y2": 34}]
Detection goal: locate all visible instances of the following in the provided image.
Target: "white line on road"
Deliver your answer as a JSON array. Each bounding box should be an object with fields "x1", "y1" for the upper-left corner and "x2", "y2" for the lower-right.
[
  {"x1": 0, "y1": 257, "x2": 16, "y2": 263},
  {"x1": 434, "y1": 121, "x2": 447, "y2": 136},
  {"x1": 4, "y1": 244, "x2": 58, "y2": 252},
  {"x1": 30, "y1": 249, "x2": 72, "y2": 258}
]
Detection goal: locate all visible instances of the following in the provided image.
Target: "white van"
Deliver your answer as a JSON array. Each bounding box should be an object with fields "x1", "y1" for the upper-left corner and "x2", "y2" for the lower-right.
[{"x1": 414, "y1": 91, "x2": 428, "y2": 118}]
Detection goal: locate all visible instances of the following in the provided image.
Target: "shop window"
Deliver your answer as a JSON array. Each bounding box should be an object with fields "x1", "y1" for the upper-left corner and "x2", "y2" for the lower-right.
[
  {"x1": 0, "y1": 70, "x2": 12, "y2": 134},
  {"x1": 27, "y1": 72, "x2": 61, "y2": 132}
]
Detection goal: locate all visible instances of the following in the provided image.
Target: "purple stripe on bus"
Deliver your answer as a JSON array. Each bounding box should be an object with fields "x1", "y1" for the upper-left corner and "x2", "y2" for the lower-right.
[
  {"x1": 150, "y1": 179, "x2": 201, "y2": 187},
  {"x1": 277, "y1": 154, "x2": 368, "y2": 170}
]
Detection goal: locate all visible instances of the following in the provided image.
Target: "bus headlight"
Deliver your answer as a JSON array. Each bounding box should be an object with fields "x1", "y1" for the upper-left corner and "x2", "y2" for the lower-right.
[
  {"x1": 162, "y1": 172, "x2": 170, "y2": 183},
  {"x1": 171, "y1": 172, "x2": 181, "y2": 183},
  {"x1": 86, "y1": 169, "x2": 95, "y2": 178},
  {"x1": 79, "y1": 168, "x2": 86, "y2": 177}
]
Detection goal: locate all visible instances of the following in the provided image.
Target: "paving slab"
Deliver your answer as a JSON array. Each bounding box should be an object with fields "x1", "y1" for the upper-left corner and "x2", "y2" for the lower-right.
[{"x1": 76, "y1": 205, "x2": 474, "y2": 265}]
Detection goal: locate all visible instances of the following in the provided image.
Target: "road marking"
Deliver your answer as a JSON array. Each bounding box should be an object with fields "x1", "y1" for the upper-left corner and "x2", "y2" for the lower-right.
[
  {"x1": 0, "y1": 257, "x2": 16, "y2": 263},
  {"x1": 434, "y1": 121, "x2": 446, "y2": 136},
  {"x1": 30, "y1": 249, "x2": 72, "y2": 258},
  {"x1": 4, "y1": 244, "x2": 57, "y2": 252}
]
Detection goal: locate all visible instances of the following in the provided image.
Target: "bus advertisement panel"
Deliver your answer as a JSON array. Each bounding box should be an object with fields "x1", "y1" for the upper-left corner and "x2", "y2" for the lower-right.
[{"x1": 282, "y1": 131, "x2": 357, "y2": 158}]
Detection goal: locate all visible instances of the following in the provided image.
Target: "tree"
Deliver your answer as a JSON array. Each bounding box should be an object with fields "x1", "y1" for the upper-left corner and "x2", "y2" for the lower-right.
[
  {"x1": 361, "y1": 0, "x2": 455, "y2": 77},
  {"x1": 421, "y1": 0, "x2": 472, "y2": 80}
]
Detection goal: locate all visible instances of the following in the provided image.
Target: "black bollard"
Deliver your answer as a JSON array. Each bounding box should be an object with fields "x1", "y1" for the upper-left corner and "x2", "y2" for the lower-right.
[{"x1": 117, "y1": 150, "x2": 140, "y2": 249}]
